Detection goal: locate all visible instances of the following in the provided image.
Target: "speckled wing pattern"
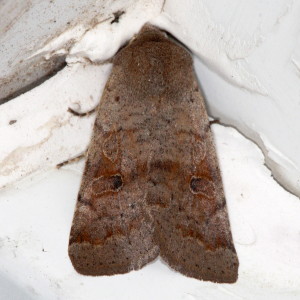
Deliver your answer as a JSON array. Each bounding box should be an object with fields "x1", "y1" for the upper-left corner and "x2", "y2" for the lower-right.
[{"x1": 68, "y1": 24, "x2": 239, "y2": 283}]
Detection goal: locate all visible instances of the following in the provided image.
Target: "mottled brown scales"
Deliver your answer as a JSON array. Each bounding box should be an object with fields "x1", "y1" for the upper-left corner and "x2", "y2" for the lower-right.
[{"x1": 68, "y1": 24, "x2": 239, "y2": 283}]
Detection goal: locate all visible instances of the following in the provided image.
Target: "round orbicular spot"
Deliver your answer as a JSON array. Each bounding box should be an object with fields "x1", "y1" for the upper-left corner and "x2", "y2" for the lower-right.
[
  {"x1": 91, "y1": 174, "x2": 123, "y2": 196},
  {"x1": 193, "y1": 139, "x2": 206, "y2": 164},
  {"x1": 189, "y1": 176, "x2": 216, "y2": 199},
  {"x1": 103, "y1": 133, "x2": 119, "y2": 162}
]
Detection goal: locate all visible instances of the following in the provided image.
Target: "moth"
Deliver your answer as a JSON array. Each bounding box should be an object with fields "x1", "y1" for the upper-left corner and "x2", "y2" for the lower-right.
[{"x1": 68, "y1": 24, "x2": 239, "y2": 283}]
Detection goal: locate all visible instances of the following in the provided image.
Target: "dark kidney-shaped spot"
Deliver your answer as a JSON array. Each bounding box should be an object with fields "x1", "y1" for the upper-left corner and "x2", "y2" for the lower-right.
[
  {"x1": 92, "y1": 174, "x2": 123, "y2": 195},
  {"x1": 190, "y1": 176, "x2": 216, "y2": 199},
  {"x1": 112, "y1": 175, "x2": 123, "y2": 190}
]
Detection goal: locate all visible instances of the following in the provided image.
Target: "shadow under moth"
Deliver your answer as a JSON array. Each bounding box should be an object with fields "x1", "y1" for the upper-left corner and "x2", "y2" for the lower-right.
[{"x1": 68, "y1": 24, "x2": 239, "y2": 283}]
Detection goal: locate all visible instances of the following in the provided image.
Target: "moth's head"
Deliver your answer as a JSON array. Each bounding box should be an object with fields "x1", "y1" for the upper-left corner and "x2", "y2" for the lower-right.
[
  {"x1": 115, "y1": 23, "x2": 191, "y2": 61},
  {"x1": 129, "y1": 23, "x2": 168, "y2": 45},
  {"x1": 130, "y1": 24, "x2": 189, "y2": 50}
]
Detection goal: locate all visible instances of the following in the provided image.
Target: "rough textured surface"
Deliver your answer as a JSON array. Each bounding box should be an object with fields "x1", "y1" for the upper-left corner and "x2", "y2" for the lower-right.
[{"x1": 68, "y1": 24, "x2": 239, "y2": 283}]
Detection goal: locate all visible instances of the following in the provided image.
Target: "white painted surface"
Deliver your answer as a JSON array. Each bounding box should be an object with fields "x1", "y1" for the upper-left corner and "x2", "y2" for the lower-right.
[{"x1": 0, "y1": 63, "x2": 111, "y2": 189}]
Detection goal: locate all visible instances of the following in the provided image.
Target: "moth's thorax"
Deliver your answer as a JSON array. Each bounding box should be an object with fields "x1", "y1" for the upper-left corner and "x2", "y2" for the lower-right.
[{"x1": 113, "y1": 31, "x2": 193, "y2": 101}]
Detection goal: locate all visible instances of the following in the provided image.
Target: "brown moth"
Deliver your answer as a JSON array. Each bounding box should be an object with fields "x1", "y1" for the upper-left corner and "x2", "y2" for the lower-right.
[{"x1": 68, "y1": 24, "x2": 239, "y2": 283}]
